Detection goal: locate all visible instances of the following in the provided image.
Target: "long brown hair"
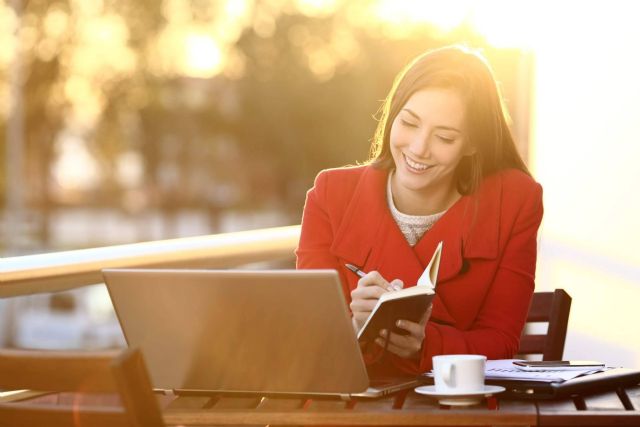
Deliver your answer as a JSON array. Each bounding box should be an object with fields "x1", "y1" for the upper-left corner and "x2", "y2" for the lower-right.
[{"x1": 369, "y1": 45, "x2": 530, "y2": 195}]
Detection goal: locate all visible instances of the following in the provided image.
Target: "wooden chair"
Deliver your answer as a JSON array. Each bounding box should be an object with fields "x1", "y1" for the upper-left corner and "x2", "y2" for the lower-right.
[
  {"x1": 518, "y1": 289, "x2": 572, "y2": 360},
  {"x1": 0, "y1": 348, "x2": 165, "y2": 427}
]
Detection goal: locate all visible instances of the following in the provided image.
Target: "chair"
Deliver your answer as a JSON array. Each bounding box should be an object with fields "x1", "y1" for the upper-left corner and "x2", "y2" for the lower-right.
[
  {"x1": 518, "y1": 289, "x2": 572, "y2": 360},
  {"x1": 0, "y1": 348, "x2": 165, "y2": 427}
]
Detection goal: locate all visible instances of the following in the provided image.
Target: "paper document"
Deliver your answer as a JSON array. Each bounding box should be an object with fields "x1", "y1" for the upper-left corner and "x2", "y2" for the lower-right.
[{"x1": 485, "y1": 359, "x2": 605, "y2": 382}]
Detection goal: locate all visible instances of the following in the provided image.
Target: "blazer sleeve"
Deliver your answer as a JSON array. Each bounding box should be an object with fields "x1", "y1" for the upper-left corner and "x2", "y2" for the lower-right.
[
  {"x1": 297, "y1": 170, "x2": 403, "y2": 366},
  {"x1": 416, "y1": 182, "x2": 544, "y2": 372},
  {"x1": 296, "y1": 171, "x2": 334, "y2": 268},
  {"x1": 295, "y1": 171, "x2": 351, "y2": 300}
]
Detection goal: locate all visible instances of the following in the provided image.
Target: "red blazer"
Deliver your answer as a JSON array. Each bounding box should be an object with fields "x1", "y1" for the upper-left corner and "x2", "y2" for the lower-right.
[{"x1": 296, "y1": 165, "x2": 543, "y2": 374}]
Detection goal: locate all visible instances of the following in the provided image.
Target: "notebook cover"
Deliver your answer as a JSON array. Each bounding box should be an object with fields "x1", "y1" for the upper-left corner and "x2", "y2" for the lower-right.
[{"x1": 358, "y1": 293, "x2": 435, "y2": 342}]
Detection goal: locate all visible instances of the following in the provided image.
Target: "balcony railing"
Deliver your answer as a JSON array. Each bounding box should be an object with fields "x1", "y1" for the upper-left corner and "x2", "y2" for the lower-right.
[{"x1": 0, "y1": 225, "x2": 301, "y2": 298}]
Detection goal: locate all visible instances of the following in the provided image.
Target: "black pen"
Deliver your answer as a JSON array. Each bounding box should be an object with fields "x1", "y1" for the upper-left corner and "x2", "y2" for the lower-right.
[
  {"x1": 345, "y1": 263, "x2": 366, "y2": 278},
  {"x1": 345, "y1": 263, "x2": 402, "y2": 291}
]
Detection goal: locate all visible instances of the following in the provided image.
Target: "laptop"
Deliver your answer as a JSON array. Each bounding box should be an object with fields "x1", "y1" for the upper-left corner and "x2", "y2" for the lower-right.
[{"x1": 102, "y1": 268, "x2": 420, "y2": 399}]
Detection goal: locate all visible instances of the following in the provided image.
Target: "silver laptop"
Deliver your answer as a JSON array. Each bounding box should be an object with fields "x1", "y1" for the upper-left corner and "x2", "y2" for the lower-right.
[{"x1": 102, "y1": 269, "x2": 419, "y2": 399}]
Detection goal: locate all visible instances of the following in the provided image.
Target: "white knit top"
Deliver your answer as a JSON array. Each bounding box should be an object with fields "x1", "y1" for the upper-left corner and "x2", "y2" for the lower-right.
[{"x1": 387, "y1": 172, "x2": 446, "y2": 246}]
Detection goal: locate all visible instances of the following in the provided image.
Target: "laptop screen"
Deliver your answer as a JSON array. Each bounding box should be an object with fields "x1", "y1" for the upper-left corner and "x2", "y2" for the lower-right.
[{"x1": 103, "y1": 269, "x2": 370, "y2": 395}]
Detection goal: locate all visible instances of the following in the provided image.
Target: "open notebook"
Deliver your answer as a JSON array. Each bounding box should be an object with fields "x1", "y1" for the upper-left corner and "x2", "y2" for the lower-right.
[{"x1": 103, "y1": 269, "x2": 420, "y2": 399}]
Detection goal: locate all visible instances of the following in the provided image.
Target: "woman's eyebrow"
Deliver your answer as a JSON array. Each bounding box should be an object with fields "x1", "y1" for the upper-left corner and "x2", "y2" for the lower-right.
[
  {"x1": 401, "y1": 108, "x2": 421, "y2": 121},
  {"x1": 401, "y1": 108, "x2": 461, "y2": 133},
  {"x1": 435, "y1": 125, "x2": 461, "y2": 133}
]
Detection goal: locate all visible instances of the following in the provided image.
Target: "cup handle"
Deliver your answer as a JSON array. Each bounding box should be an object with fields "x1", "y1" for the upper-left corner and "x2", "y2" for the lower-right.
[{"x1": 442, "y1": 363, "x2": 455, "y2": 387}]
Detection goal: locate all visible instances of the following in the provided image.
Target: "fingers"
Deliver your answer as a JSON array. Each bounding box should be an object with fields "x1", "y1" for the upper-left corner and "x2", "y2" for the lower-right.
[
  {"x1": 350, "y1": 298, "x2": 378, "y2": 314},
  {"x1": 375, "y1": 331, "x2": 423, "y2": 359},
  {"x1": 419, "y1": 303, "x2": 433, "y2": 326},
  {"x1": 395, "y1": 319, "x2": 425, "y2": 337},
  {"x1": 374, "y1": 320, "x2": 425, "y2": 359},
  {"x1": 380, "y1": 341, "x2": 419, "y2": 359},
  {"x1": 352, "y1": 312, "x2": 369, "y2": 325},
  {"x1": 349, "y1": 271, "x2": 392, "y2": 314},
  {"x1": 348, "y1": 271, "x2": 404, "y2": 332},
  {"x1": 357, "y1": 271, "x2": 393, "y2": 291},
  {"x1": 351, "y1": 284, "x2": 387, "y2": 302},
  {"x1": 389, "y1": 279, "x2": 404, "y2": 291}
]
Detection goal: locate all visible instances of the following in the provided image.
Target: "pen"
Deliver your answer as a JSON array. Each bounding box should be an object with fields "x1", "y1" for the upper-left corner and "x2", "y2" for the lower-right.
[
  {"x1": 345, "y1": 263, "x2": 366, "y2": 278},
  {"x1": 345, "y1": 263, "x2": 402, "y2": 292}
]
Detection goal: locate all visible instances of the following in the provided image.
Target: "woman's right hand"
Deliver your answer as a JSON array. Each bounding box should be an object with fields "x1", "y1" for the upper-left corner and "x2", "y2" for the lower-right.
[{"x1": 350, "y1": 271, "x2": 403, "y2": 333}]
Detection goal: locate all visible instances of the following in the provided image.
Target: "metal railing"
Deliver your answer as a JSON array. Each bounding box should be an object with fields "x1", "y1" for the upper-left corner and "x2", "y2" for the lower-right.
[{"x1": 0, "y1": 225, "x2": 301, "y2": 298}]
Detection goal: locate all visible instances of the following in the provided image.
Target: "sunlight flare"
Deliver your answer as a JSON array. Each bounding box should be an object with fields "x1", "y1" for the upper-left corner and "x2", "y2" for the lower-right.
[
  {"x1": 372, "y1": 0, "x2": 470, "y2": 34},
  {"x1": 184, "y1": 32, "x2": 224, "y2": 78}
]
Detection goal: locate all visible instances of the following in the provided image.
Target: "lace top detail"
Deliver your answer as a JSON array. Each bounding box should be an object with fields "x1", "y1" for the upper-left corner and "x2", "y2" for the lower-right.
[{"x1": 387, "y1": 172, "x2": 446, "y2": 246}]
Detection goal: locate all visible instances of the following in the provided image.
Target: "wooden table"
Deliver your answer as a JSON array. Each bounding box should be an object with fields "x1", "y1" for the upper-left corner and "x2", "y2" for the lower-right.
[
  {"x1": 160, "y1": 384, "x2": 640, "y2": 426},
  {"x1": 13, "y1": 384, "x2": 640, "y2": 426}
]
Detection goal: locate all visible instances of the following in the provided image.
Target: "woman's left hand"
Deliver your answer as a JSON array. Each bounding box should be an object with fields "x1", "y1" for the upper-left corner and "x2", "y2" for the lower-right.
[{"x1": 374, "y1": 304, "x2": 432, "y2": 359}]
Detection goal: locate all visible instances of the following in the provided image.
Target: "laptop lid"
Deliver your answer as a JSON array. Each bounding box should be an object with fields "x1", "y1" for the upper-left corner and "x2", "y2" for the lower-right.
[{"x1": 103, "y1": 269, "x2": 372, "y2": 396}]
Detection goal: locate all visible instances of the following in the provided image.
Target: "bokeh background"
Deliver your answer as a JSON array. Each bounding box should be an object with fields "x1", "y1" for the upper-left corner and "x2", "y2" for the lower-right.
[{"x1": 1, "y1": 0, "x2": 639, "y2": 367}]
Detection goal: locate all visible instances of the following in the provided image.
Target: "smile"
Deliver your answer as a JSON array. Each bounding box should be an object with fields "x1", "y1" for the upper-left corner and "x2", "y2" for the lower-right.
[{"x1": 403, "y1": 154, "x2": 433, "y2": 172}]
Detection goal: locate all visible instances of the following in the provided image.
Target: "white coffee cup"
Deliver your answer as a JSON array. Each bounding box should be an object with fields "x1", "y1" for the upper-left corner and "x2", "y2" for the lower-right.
[{"x1": 432, "y1": 354, "x2": 486, "y2": 393}]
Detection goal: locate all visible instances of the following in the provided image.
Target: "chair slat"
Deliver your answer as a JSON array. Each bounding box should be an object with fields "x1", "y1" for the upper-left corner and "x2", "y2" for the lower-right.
[
  {"x1": 526, "y1": 292, "x2": 555, "y2": 322},
  {"x1": 0, "y1": 350, "x2": 118, "y2": 392},
  {"x1": 518, "y1": 334, "x2": 546, "y2": 354},
  {"x1": 111, "y1": 349, "x2": 166, "y2": 427},
  {"x1": 0, "y1": 348, "x2": 165, "y2": 427},
  {"x1": 0, "y1": 404, "x2": 128, "y2": 427},
  {"x1": 518, "y1": 289, "x2": 572, "y2": 360}
]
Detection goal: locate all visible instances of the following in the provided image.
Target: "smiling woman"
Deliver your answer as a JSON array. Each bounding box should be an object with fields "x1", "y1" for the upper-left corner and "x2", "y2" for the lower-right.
[
  {"x1": 387, "y1": 88, "x2": 470, "y2": 216},
  {"x1": 296, "y1": 45, "x2": 543, "y2": 376}
]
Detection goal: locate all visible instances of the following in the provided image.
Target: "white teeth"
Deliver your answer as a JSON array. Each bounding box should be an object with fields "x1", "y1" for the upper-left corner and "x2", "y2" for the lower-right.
[{"x1": 404, "y1": 154, "x2": 430, "y2": 171}]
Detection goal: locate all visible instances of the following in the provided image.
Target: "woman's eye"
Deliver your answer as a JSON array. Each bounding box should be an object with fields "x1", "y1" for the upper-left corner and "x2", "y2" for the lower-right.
[
  {"x1": 437, "y1": 135, "x2": 455, "y2": 143},
  {"x1": 401, "y1": 119, "x2": 418, "y2": 128}
]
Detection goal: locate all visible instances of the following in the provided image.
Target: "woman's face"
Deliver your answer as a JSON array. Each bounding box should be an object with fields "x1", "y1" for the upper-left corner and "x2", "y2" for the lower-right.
[{"x1": 389, "y1": 88, "x2": 471, "y2": 200}]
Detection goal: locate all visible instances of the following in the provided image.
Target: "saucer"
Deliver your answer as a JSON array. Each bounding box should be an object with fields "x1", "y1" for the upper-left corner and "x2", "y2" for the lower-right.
[{"x1": 414, "y1": 385, "x2": 505, "y2": 406}]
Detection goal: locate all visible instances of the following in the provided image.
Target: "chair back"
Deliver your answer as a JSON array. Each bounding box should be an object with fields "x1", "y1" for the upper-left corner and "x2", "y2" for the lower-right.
[
  {"x1": 0, "y1": 348, "x2": 165, "y2": 427},
  {"x1": 518, "y1": 289, "x2": 572, "y2": 360}
]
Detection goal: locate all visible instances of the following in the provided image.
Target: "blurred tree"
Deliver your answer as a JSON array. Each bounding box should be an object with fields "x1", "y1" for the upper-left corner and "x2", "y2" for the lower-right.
[{"x1": 0, "y1": 0, "x2": 527, "y2": 251}]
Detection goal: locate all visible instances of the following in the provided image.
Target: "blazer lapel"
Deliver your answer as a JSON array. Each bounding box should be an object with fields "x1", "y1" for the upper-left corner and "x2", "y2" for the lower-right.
[
  {"x1": 330, "y1": 167, "x2": 388, "y2": 268},
  {"x1": 414, "y1": 171, "x2": 504, "y2": 279},
  {"x1": 413, "y1": 203, "x2": 465, "y2": 284},
  {"x1": 330, "y1": 166, "x2": 504, "y2": 277},
  {"x1": 330, "y1": 167, "x2": 427, "y2": 283},
  {"x1": 461, "y1": 172, "x2": 503, "y2": 260}
]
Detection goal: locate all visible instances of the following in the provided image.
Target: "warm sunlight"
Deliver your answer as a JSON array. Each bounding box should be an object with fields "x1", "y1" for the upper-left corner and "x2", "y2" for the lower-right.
[
  {"x1": 0, "y1": 3, "x2": 17, "y2": 70},
  {"x1": 294, "y1": 0, "x2": 339, "y2": 17},
  {"x1": 184, "y1": 32, "x2": 224, "y2": 78},
  {"x1": 469, "y1": 1, "x2": 540, "y2": 49},
  {"x1": 371, "y1": 0, "x2": 470, "y2": 37},
  {"x1": 527, "y1": 2, "x2": 640, "y2": 366},
  {"x1": 51, "y1": 134, "x2": 102, "y2": 193}
]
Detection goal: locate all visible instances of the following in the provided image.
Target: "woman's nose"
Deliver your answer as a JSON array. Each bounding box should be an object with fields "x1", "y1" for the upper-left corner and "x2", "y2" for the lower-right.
[{"x1": 409, "y1": 134, "x2": 431, "y2": 159}]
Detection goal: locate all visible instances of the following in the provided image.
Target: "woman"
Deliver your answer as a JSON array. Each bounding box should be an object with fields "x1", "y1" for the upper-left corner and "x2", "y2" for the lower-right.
[{"x1": 296, "y1": 45, "x2": 543, "y2": 375}]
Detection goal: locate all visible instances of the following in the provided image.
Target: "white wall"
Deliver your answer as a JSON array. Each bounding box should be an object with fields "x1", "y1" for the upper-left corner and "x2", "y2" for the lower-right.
[{"x1": 530, "y1": 3, "x2": 640, "y2": 367}]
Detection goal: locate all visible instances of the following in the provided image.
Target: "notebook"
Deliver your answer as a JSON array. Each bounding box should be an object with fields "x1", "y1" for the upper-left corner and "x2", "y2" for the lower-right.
[
  {"x1": 485, "y1": 367, "x2": 640, "y2": 399},
  {"x1": 102, "y1": 268, "x2": 419, "y2": 399}
]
